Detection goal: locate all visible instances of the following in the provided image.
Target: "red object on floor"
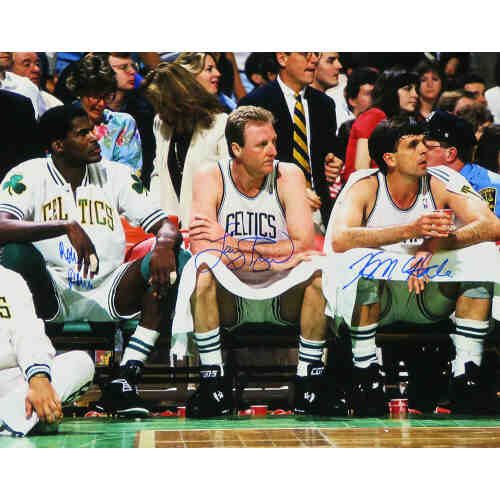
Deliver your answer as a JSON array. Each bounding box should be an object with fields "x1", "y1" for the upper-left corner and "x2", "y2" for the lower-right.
[
  {"x1": 269, "y1": 409, "x2": 293, "y2": 416},
  {"x1": 237, "y1": 409, "x2": 254, "y2": 416},
  {"x1": 84, "y1": 411, "x2": 106, "y2": 418},
  {"x1": 434, "y1": 406, "x2": 452, "y2": 415}
]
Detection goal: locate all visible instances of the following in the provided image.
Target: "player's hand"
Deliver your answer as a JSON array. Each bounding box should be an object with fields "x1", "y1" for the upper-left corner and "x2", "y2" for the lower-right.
[
  {"x1": 149, "y1": 238, "x2": 177, "y2": 301},
  {"x1": 410, "y1": 211, "x2": 453, "y2": 239},
  {"x1": 66, "y1": 220, "x2": 99, "y2": 279},
  {"x1": 324, "y1": 153, "x2": 344, "y2": 182},
  {"x1": 25, "y1": 376, "x2": 63, "y2": 424},
  {"x1": 272, "y1": 249, "x2": 325, "y2": 271},
  {"x1": 407, "y1": 251, "x2": 432, "y2": 295},
  {"x1": 189, "y1": 215, "x2": 226, "y2": 242},
  {"x1": 305, "y1": 188, "x2": 322, "y2": 210}
]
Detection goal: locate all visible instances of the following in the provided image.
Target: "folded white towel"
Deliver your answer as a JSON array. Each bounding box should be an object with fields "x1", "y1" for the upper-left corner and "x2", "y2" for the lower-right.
[{"x1": 171, "y1": 253, "x2": 326, "y2": 359}]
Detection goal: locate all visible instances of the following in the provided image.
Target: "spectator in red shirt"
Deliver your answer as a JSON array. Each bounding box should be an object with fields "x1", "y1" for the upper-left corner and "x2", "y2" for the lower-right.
[{"x1": 342, "y1": 68, "x2": 419, "y2": 183}]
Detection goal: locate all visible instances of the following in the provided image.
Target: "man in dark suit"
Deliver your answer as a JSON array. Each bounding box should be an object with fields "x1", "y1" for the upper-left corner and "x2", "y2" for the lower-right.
[
  {"x1": 239, "y1": 52, "x2": 343, "y2": 228},
  {"x1": 0, "y1": 89, "x2": 42, "y2": 181}
]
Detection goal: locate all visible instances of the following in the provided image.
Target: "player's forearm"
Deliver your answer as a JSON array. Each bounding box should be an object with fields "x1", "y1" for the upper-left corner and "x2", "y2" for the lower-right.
[
  {"x1": 0, "y1": 218, "x2": 73, "y2": 245},
  {"x1": 443, "y1": 220, "x2": 499, "y2": 250},
  {"x1": 191, "y1": 235, "x2": 298, "y2": 272},
  {"x1": 332, "y1": 224, "x2": 414, "y2": 253}
]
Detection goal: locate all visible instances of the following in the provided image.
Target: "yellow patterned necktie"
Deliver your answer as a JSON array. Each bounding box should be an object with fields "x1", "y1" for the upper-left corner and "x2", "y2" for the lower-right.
[{"x1": 292, "y1": 92, "x2": 312, "y2": 188}]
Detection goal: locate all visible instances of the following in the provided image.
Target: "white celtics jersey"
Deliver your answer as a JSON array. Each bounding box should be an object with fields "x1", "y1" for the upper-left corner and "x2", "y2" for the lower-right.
[
  {"x1": 216, "y1": 159, "x2": 289, "y2": 286},
  {"x1": 0, "y1": 158, "x2": 167, "y2": 289},
  {"x1": 367, "y1": 170, "x2": 437, "y2": 253},
  {"x1": 0, "y1": 266, "x2": 55, "y2": 378}
]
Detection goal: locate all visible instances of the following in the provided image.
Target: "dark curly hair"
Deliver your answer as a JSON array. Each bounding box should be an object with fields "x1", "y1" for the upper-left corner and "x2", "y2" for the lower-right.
[
  {"x1": 143, "y1": 62, "x2": 225, "y2": 136},
  {"x1": 65, "y1": 53, "x2": 117, "y2": 98}
]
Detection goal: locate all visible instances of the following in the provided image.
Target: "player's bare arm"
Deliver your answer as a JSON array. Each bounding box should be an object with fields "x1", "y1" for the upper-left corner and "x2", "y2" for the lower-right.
[
  {"x1": 190, "y1": 164, "x2": 318, "y2": 271},
  {"x1": 0, "y1": 212, "x2": 98, "y2": 279},
  {"x1": 331, "y1": 177, "x2": 452, "y2": 253},
  {"x1": 147, "y1": 217, "x2": 182, "y2": 299},
  {"x1": 428, "y1": 177, "x2": 500, "y2": 250}
]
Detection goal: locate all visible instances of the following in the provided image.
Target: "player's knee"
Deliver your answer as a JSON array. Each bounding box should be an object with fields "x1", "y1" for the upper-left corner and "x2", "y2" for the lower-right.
[
  {"x1": 60, "y1": 350, "x2": 95, "y2": 383},
  {"x1": 194, "y1": 265, "x2": 217, "y2": 297},
  {"x1": 459, "y1": 281, "x2": 493, "y2": 300},
  {"x1": 356, "y1": 277, "x2": 380, "y2": 305},
  {"x1": 307, "y1": 270, "x2": 323, "y2": 293}
]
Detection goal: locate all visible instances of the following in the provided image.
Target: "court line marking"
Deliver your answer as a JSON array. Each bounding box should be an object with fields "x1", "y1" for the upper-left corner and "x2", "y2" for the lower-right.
[{"x1": 137, "y1": 430, "x2": 156, "y2": 448}]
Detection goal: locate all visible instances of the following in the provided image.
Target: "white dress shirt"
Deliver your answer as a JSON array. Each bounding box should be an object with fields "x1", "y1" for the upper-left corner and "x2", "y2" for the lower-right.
[
  {"x1": 0, "y1": 72, "x2": 46, "y2": 119},
  {"x1": 276, "y1": 75, "x2": 312, "y2": 160}
]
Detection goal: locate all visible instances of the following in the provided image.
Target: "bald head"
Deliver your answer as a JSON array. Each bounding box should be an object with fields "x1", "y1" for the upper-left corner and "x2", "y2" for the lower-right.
[{"x1": 11, "y1": 52, "x2": 41, "y2": 87}]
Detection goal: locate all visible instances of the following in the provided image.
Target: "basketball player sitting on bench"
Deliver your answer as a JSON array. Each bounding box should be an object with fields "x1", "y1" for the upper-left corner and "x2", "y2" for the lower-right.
[
  {"x1": 327, "y1": 116, "x2": 500, "y2": 415},
  {"x1": 181, "y1": 105, "x2": 347, "y2": 418},
  {"x1": 0, "y1": 104, "x2": 188, "y2": 417}
]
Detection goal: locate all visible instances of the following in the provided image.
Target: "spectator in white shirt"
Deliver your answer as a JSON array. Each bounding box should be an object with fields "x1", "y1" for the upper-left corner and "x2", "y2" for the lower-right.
[
  {"x1": 0, "y1": 52, "x2": 46, "y2": 119},
  {"x1": 10, "y1": 52, "x2": 62, "y2": 111}
]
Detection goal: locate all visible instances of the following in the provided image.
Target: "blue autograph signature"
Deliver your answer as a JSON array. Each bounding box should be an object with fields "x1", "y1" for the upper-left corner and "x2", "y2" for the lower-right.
[
  {"x1": 59, "y1": 241, "x2": 77, "y2": 265},
  {"x1": 194, "y1": 223, "x2": 294, "y2": 272},
  {"x1": 342, "y1": 250, "x2": 453, "y2": 290},
  {"x1": 67, "y1": 269, "x2": 94, "y2": 290},
  {"x1": 60, "y1": 241, "x2": 94, "y2": 290}
]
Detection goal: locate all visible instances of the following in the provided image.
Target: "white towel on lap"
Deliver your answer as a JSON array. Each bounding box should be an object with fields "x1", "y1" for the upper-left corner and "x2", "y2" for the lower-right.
[
  {"x1": 322, "y1": 244, "x2": 500, "y2": 327},
  {"x1": 322, "y1": 168, "x2": 500, "y2": 327},
  {"x1": 171, "y1": 253, "x2": 326, "y2": 359}
]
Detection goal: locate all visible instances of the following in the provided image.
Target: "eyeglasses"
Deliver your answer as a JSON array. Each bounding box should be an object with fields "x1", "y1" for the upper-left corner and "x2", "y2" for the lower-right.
[
  {"x1": 86, "y1": 92, "x2": 116, "y2": 105},
  {"x1": 111, "y1": 62, "x2": 138, "y2": 73},
  {"x1": 297, "y1": 52, "x2": 320, "y2": 60},
  {"x1": 423, "y1": 140, "x2": 451, "y2": 150}
]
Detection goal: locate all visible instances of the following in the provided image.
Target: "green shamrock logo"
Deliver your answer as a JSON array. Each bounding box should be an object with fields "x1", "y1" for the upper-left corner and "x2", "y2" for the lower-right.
[
  {"x1": 3, "y1": 174, "x2": 26, "y2": 196},
  {"x1": 131, "y1": 174, "x2": 145, "y2": 194}
]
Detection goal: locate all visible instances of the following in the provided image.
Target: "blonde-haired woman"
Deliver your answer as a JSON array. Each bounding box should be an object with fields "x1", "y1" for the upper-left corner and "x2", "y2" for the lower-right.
[
  {"x1": 144, "y1": 62, "x2": 228, "y2": 228},
  {"x1": 176, "y1": 52, "x2": 244, "y2": 111}
]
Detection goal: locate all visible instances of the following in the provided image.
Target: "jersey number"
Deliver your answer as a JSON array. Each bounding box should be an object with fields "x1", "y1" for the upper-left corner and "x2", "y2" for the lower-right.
[{"x1": 0, "y1": 297, "x2": 11, "y2": 319}]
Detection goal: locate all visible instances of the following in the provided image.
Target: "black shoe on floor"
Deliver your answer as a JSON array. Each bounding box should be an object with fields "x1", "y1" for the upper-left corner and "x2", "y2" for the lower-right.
[
  {"x1": 93, "y1": 360, "x2": 150, "y2": 416},
  {"x1": 186, "y1": 365, "x2": 233, "y2": 418},
  {"x1": 294, "y1": 362, "x2": 348, "y2": 417},
  {"x1": 350, "y1": 363, "x2": 386, "y2": 417},
  {"x1": 436, "y1": 361, "x2": 496, "y2": 415},
  {"x1": 93, "y1": 378, "x2": 151, "y2": 417}
]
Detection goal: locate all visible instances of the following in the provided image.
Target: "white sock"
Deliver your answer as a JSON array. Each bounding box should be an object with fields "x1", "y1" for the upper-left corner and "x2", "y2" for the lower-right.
[
  {"x1": 452, "y1": 318, "x2": 489, "y2": 376},
  {"x1": 194, "y1": 328, "x2": 223, "y2": 374},
  {"x1": 297, "y1": 336, "x2": 327, "y2": 377},
  {"x1": 349, "y1": 323, "x2": 378, "y2": 368},
  {"x1": 121, "y1": 326, "x2": 160, "y2": 366}
]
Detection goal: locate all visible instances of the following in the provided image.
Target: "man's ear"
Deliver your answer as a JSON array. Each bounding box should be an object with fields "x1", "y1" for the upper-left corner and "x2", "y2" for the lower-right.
[
  {"x1": 231, "y1": 142, "x2": 241, "y2": 158},
  {"x1": 383, "y1": 152, "x2": 396, "y2": 168},
  {"x1": 446, "y1": 146, "x2": 458, "y2": 163},
  {"x1": 51, "y1": 139, "x2": 64, "y2": 154},
  {"x1": 275, "y1": 52, "x2": 287, "y2": 70}
]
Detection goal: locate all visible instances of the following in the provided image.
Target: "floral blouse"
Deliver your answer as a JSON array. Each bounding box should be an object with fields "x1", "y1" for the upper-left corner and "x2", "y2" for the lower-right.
[{"x1": 93, "y1": 109, "x2": 143, "y2": 177}]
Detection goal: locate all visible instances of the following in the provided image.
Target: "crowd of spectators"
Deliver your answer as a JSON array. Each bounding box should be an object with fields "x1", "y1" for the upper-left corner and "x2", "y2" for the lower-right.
[{"x1": 2, "y1": 51, "x2": 500, "y2": 422}]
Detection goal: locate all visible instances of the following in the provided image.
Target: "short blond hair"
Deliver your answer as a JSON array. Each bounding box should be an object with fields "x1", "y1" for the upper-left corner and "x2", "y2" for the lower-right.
[{"x1": 225, "y1": 106, "x2": 275, "y2": 157}]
